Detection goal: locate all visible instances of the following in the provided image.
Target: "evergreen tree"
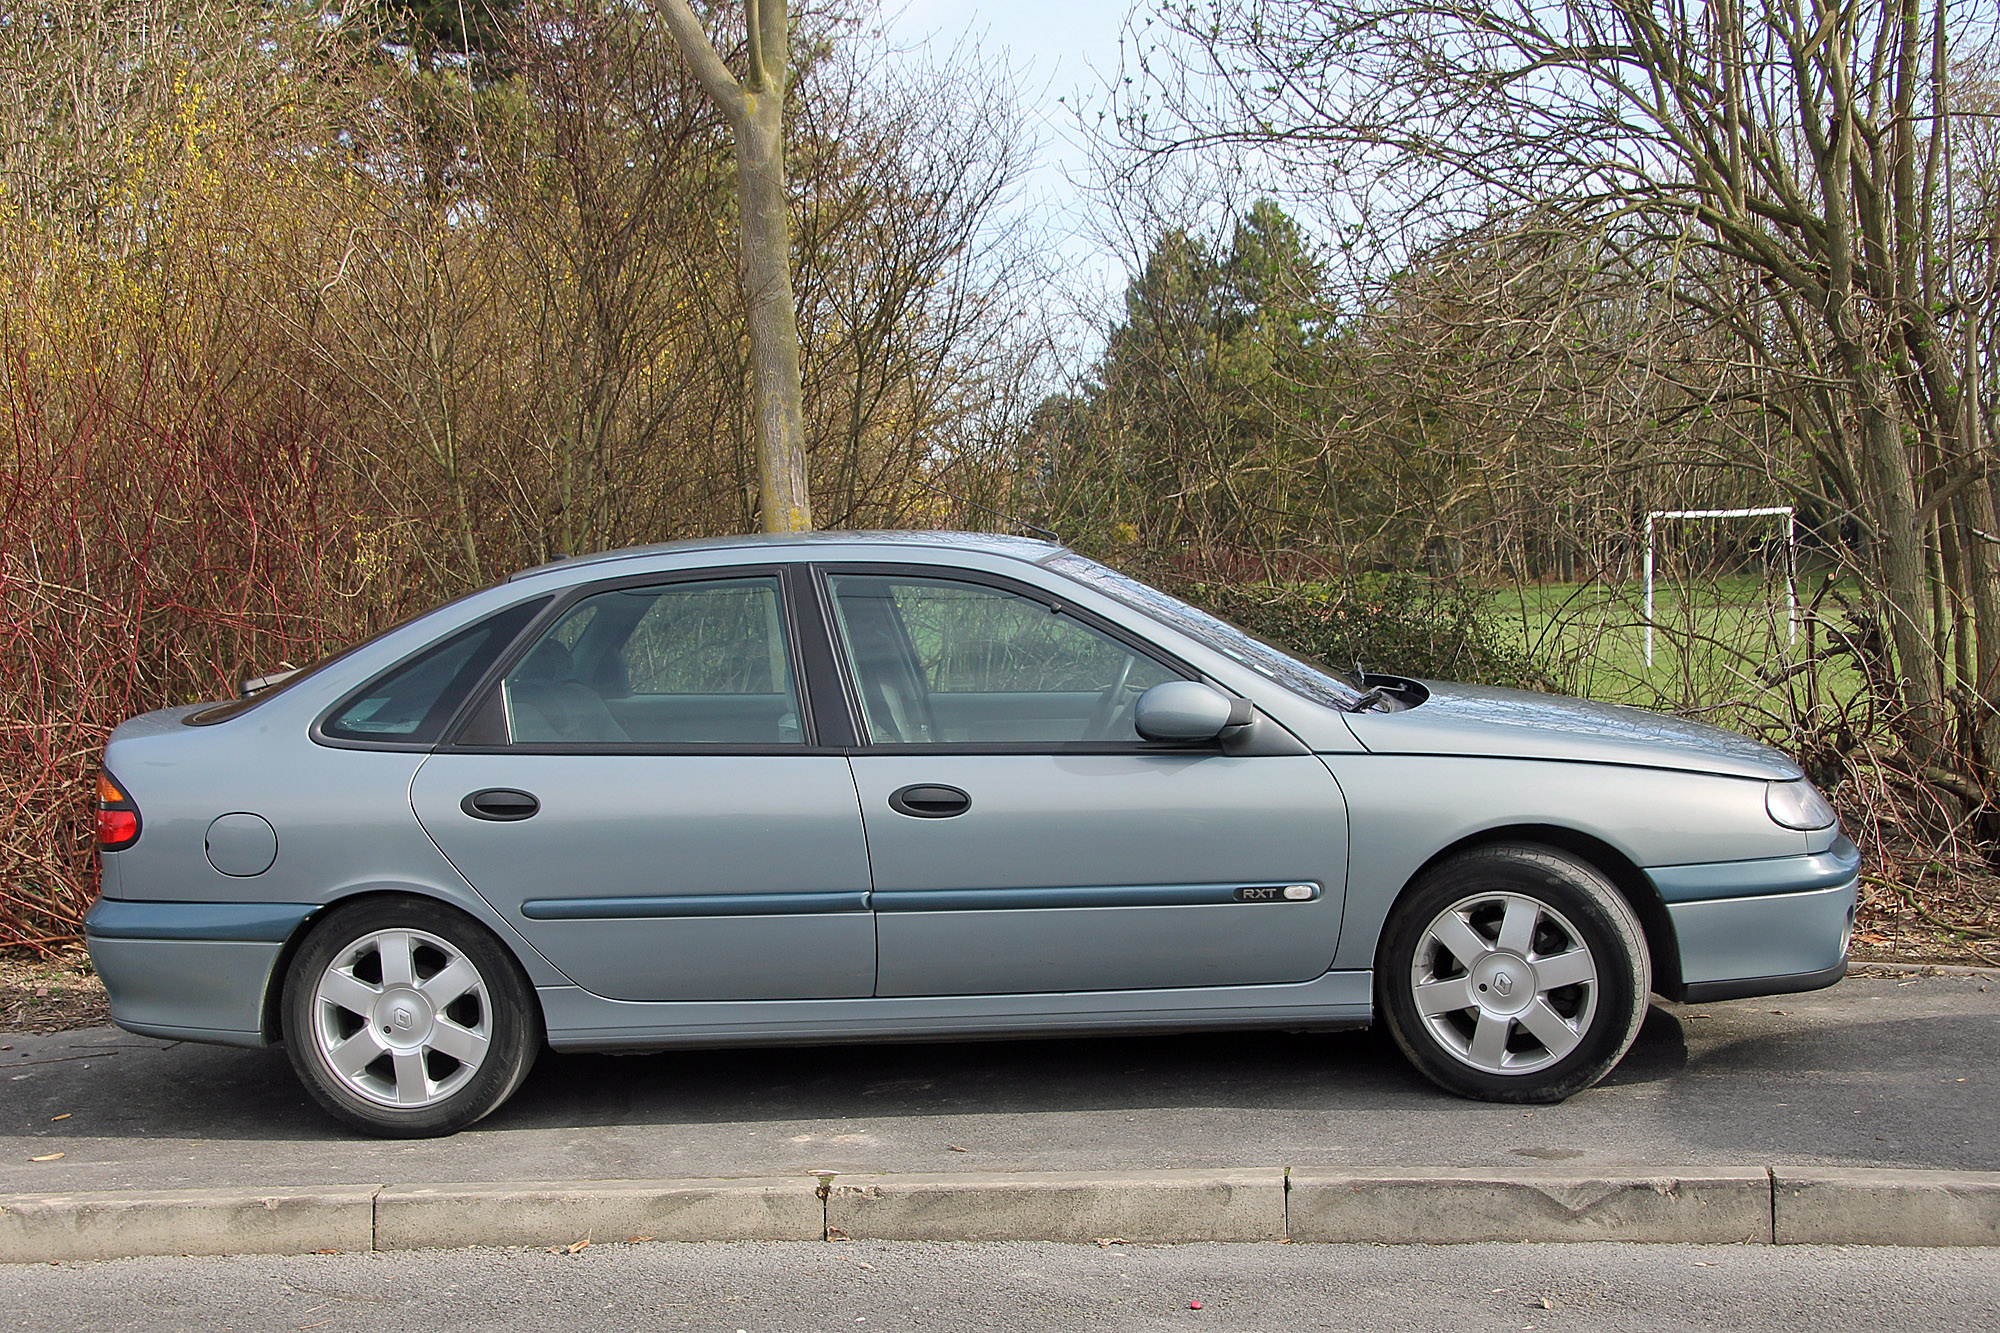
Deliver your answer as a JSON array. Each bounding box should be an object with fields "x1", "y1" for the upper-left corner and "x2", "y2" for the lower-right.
[{"x1": 1047, "y1": 200, "x2": 1342, "y2": 563}]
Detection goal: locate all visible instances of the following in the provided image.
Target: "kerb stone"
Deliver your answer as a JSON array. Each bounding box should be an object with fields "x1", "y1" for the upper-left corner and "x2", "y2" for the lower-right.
[
  {"x1": 373, "y1": 1177, "x2": 822, "y2": 1250},
  {"x1": 824, "y1": 1168, "x2": 1285, "y2": 1242},
  {"x1": 1287, "y1": 1168, "x2": 1773, "y2": 1244},
  {"x1": 0, "y1": 1186, "x2": 377, "y2": 1263},
  {"x1": 1774, "y1": 1168, "x2": 2000, "y2": 1246}
]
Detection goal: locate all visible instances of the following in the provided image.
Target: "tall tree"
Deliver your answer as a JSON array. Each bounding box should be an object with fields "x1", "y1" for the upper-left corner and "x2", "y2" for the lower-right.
[
  {"x1": 1043, "y1": 200, "x2": 1344, "y2": 563},
  {"x1": 371, "y1": 0, "x2": 521, "y2": 78},
  {"x1": 364, "y1": 0, "x2": 524, "y2": 207},
  {"x1": 655, "y1": 0, "x2": 812, "y2": 532}
]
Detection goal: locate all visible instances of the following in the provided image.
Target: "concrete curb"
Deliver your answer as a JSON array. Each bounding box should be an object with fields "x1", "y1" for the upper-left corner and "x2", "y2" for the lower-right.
[
  {"x1": 3, "y1": 1166, "x2": 1999, "y2": 1262},
  {"x1": 0, "y1": 1186, "x2": 375, "y2": 1263},
  {"x1": 824, "y1": 1168, "x2": 1287, "y2": 1243},
  {"x1": 376, "y1": 1178, "x2": 825, "y2": 1251},
  {"x1": 1288, "y1": 1167, "x2": 1772, "y2": 1245},
  {"x1": 1774, "y1": 1168, "x2": 2000, "y2": 1246}
]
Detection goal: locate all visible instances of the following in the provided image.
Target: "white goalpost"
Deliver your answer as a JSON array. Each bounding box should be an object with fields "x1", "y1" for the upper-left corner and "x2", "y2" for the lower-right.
[{"x1": 1643, "y1": 506, "x2": 1798, "y2": 668}]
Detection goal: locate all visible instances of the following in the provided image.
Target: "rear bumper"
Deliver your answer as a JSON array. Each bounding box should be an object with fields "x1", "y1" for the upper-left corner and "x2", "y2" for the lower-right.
[
  {"x1": 84, "y1": 899, "x2": 316, "y2": 1047},
  {"x1": 1649, "y1": 838, "x2": 1860, "y2": 1003},
  {"x1": 1680, "y1": 958, "x2": 1847, "y2": 1005}
]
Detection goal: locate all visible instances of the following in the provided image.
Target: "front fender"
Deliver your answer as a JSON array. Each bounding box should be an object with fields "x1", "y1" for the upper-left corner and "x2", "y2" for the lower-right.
[{"x1": 1323, "y1": 754, "x2": 1808, "y2": 974}]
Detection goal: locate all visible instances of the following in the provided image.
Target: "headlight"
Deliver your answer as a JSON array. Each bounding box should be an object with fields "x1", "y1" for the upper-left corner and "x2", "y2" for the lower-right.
[{"x1": 1767, "y1": 779, "x2": 1837, "y2": 830}]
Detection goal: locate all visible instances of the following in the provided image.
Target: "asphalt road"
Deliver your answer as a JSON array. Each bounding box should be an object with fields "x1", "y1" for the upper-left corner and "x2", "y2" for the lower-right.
[
  {"x1": 1, "y1": 974, "x2": 1993, "y2": 1194},
  {"x1": 7, "y1": 1239, "x2": 1999, "y2": 1333}
]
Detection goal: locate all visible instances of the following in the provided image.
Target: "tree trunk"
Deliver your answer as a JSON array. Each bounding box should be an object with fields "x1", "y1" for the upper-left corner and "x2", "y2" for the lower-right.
[
  {"x1": 1850, "y1": 379, "x2": 1941, "y2": 748},
  {"x1": 655, "y1": 0, "x2": 813, "y2": 533},
  {"x1": 735, "y1": 89, "x2": 811, "y2": 532}
]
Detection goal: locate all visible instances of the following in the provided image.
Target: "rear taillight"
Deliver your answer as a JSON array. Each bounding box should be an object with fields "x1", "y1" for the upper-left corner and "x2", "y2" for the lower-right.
[{"x1": 95, "y1": 771, "x2": 141, "y2": 851}]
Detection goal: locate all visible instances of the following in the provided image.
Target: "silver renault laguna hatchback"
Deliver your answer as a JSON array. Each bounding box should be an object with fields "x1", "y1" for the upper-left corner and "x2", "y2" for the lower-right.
[{"x1": 85, "y1": 532, "x2": 1857, "y2": 1135}]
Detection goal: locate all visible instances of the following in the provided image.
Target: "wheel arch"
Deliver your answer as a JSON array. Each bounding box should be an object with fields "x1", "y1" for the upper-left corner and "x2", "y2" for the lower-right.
[
  {"x1": 259, "y1": 884, "x2": 550, "y2": 1042},
  {"x1": 1381, "y1": 823, "x2": 1684, "y2": 1000}
]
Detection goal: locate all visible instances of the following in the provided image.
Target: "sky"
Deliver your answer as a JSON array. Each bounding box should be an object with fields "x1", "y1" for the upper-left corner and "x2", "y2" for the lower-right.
[
  {"x1": 871, "y1": 0, "x2": 1132, "y2": 185},
  {"x1": 868, "y1": 1, "x2": 1143, "y2": 321}
]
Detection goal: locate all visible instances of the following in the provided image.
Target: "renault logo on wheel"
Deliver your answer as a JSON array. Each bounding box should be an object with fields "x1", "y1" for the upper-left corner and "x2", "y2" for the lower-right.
[{"x1": 392, "y1": 1006, "x2": 414, "y2": 1031}]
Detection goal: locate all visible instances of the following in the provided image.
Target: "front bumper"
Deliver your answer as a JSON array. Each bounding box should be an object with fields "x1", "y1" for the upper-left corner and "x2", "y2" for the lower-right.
[
  {"x1": 84, "y1": 899, "x2": 317, "y2": 1047},
  {"x1": 1648, "y1": 837, "x2": 1860, "y2": 1003}
]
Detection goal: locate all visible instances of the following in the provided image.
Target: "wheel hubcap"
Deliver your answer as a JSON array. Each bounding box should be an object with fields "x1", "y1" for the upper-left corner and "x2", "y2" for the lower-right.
[
  {"x1": 1410, "y1": 891, "x2": 1598, "y2": 1075},
  {"x1": 311, "y1": 928, "x2": 491, "y2": 1109},
  {"x1": 374, "y1": 990, "x2": 435, "y2": 1046}
]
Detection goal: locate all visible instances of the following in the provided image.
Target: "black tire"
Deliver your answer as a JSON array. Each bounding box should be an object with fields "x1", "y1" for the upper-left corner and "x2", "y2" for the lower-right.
[
  {"x1": 1376, "y1": 843, "x2": 1650, "y2": 1103},
  {"x1": 281, "y1": 897, "x2": 542, "y2": 1137}
]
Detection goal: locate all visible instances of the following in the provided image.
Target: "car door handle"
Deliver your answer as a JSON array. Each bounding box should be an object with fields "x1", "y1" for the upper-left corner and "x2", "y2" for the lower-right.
[
  {"x1": 888, "y1": 784, "x2": 971, "y2": 818},
  {"x1": 462, "y1": 789, "x2": 540, "y2": 822}
]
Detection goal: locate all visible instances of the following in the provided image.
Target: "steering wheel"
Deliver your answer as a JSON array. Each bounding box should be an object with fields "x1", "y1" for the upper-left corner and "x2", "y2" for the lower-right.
[{"x1": 1083, "y1": 651, "x2": 1139, "y2": 740}]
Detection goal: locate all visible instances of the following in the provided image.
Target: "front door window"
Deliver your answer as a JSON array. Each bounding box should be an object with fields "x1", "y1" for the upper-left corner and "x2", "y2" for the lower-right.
[{"x1": 825, "y1": 575, "x2": 1177, "y2": 745}]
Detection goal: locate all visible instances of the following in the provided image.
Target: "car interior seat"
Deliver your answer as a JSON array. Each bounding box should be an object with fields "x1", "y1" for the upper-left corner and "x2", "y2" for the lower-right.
[{"x1": 505, "y1": 639, "x2": 630, "y2": 743}]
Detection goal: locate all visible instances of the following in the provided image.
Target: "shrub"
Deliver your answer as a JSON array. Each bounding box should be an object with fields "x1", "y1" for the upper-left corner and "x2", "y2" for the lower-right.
[{"x1": 1156, "y1": 570, "x2": 1547, "y2": 690}]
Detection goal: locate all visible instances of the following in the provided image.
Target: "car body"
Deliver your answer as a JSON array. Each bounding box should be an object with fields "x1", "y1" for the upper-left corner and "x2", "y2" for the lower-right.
[{"x1": 84, "y1": 531, "x2": 1857, "y2": 1134}]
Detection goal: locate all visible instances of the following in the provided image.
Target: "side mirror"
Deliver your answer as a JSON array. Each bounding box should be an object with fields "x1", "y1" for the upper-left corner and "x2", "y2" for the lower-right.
[{"x1": 1133, "y1": 680, "x2": 1254, "y2": 743}]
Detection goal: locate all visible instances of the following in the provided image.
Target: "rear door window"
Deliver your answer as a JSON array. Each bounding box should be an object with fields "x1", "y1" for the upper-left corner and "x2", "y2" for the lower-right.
[{"x1": 498, "y1": 575, "x2": 804, "y2": 746}]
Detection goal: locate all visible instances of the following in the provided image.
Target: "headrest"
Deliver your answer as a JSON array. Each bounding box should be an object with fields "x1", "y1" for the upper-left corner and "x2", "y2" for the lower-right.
[{"x1": 516, "y1": 637, "x2": 573, "y2": 682}]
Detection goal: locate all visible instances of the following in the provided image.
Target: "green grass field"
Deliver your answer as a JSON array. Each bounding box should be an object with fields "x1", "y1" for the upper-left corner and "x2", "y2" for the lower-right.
[{"x1": 1483, "y1": 573, "x2": 1867, "y2": 717}]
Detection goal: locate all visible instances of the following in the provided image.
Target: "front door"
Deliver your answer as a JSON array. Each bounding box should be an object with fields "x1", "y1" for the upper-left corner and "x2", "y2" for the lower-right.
[
  {"x1": 824, "y1": 570, "x2": 1348, "y2": 997},
  {"x1": 412, "y1": 570, "x2": 874, "y2": 1002}
]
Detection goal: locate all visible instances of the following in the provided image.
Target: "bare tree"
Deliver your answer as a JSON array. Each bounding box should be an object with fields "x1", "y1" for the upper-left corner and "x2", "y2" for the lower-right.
[
  {"x1": 655, "y1": 0, "x2": 811, "y2": 532},
  {"x1": 788, "y1": 35, "x2": 1030, "y2": 528},
  {"x1": 1124, "y1": 0, "x2": 2000, "y2": 802}
]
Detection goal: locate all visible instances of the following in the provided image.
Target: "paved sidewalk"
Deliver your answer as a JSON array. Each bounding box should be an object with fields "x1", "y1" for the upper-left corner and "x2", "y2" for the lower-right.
[{"x1": 0, "y1": 974, "x2": 1993, "y2": 1258}]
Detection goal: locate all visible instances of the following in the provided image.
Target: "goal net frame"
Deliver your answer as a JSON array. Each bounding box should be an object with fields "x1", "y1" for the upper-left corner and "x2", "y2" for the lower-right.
[{"x1": 1643, "y1": 506, "x2": 1798, "y2": 668}]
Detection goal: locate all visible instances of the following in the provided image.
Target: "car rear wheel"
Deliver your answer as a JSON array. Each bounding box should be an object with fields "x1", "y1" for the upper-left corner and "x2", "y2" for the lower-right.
[
  {"x1": 281, "y1": 897, "x2": 541, "y2": 1137},
  {"x1": 1377, "y1": 843, "x2": 1650, "y2": 1103}
]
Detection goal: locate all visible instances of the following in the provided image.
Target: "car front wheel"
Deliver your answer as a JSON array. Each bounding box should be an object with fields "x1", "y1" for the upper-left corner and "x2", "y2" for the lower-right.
[
  {"x1": 281, "y1": 897, "x2": 542, "y2": 1137},
  {"x1": 1378, "y1": 843, "x2": 1650, "y2": 1103}
]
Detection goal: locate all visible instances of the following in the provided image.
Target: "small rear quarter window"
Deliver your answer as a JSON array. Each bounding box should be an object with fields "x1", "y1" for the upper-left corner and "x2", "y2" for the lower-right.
[{"x1": 320, "y1": 598, "x2": 547, "y2": 745}]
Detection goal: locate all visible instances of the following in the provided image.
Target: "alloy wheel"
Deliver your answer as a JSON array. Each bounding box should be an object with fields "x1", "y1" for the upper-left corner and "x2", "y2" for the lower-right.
[
  {"x1": 309, "y1": 927, "x2": 493, "y2": 1109},
  {"x1": 1409, "y1": 890, "x2": 1600, "y2": 1075}
]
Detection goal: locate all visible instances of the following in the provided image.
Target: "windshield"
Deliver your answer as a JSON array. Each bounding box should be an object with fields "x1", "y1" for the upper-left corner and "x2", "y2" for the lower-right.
[{"x1": 1041, "y1": 552, "x2": 1367, "y2": 712}]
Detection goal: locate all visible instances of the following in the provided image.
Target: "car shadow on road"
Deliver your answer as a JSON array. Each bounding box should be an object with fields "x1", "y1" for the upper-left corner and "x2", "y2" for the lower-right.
[
  {"x1": 492, "y1": 1023, "x2": 1435, "y2": 1132},
  {"x1": 4, "y1": 1022, "x2": 1436, "y2": 1150},
  {"x1": 1599, "y1": 1005, "x2": 1690, "y2": 1087},
  {"x1": 493, "y1": 1003, "x2": 1701, "y2": 1130}
]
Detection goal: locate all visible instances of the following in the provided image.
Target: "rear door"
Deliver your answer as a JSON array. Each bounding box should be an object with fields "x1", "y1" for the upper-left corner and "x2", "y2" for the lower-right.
[
  {"x1": 411, "y1": 567, "x2": 875, "y2": 1002},
  {"x1": 822, "y1": 567, "x2": 1348, "y2": 997}
]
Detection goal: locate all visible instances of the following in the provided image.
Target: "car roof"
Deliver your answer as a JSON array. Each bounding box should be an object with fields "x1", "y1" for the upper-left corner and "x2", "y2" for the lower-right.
[{"x1": 507, "y1": 529, "x2": 1065, "y2": 581}]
